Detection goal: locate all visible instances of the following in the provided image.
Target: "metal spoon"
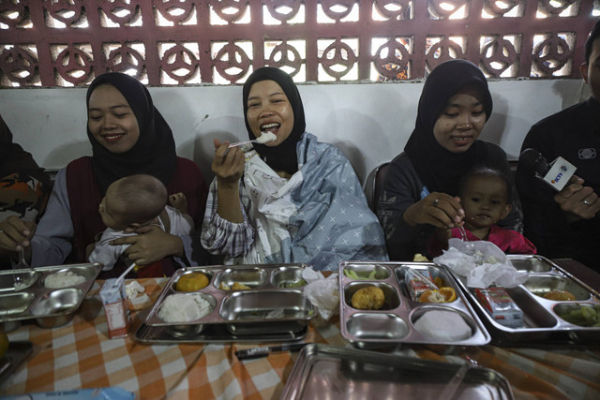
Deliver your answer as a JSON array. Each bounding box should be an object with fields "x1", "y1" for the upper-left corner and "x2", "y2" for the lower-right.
[
  {"x1": 12, "y1": 247, "x2": 29, "y2": 290},
  {"x1": 227, "y1": 132, "x2": 276, "y2": 148}
]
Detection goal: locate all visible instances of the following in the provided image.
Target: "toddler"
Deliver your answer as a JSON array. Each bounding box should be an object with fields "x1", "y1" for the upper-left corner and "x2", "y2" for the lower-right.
[
  {"x1": 88, "y1": 174, "x2": 193, "y2": 273},
  {"x1": 430, "y1": 167, "x2": 536, "y2": 256}
]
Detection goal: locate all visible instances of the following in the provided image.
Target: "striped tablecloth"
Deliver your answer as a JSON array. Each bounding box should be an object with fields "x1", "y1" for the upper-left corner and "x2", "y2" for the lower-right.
[{"x1": 1, "y1": 278, "x2": 599, "y2": 399}]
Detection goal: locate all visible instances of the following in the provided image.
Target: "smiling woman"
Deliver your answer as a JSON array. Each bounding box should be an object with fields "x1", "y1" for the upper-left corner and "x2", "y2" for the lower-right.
[
  {"x1": 0, "y1": 72, "x2": 208, "y2": 278},
  {"x1": 376, "y1": 60, "x2": 523, "y2": 261},
  {"x1": 201, "y1": 67, "x2": 388, "y2": 270}
]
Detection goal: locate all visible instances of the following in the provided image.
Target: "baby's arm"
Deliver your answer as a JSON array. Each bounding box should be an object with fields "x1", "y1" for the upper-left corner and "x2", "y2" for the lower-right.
[
  {"x1": 169, "y1": 192, "x2": 194, "y2": 230},
  {"x1": 169, "y1": 192, "x2": 188, "y2": 214}
]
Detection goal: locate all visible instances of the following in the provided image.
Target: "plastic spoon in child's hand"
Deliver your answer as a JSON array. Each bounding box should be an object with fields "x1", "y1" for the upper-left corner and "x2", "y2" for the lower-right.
[{"x1": 227, "y1": 131, "x2": 277, "y2": 148}]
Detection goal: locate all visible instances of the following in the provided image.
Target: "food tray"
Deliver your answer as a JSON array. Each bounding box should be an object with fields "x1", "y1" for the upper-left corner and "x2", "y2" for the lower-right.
[
  {"x1": 448, "y1": 255, "x2": 600, "y2": 344},
  {"x1": 0, "y1": 341, "x2": 33, "y2": 386},
  {"x1": 0, "y1": 263, "x2": 102, "y2": 324},
  {"x1": 140, "y1": 264, "x2": 313, "y2": 342},
  {"x1": 135, "y1": 322, "x2": 308, "y2": 344},
  {"x1": 280, "y1": 344, "x2": 514, "y2": 400},
  {"x1": 339, "y1": 261, "x2": 490, "y2": 346}
]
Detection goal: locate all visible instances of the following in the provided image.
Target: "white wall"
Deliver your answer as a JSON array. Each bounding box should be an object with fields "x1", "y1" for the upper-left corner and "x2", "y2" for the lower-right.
[{"x1": 0, "y1": 79, "x2": 589, "y2": 184}]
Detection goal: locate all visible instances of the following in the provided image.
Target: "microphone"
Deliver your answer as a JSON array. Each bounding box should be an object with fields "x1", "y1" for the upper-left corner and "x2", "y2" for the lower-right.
[{"x1": 519, "y1": 148, "x2": 577, "y2": 191}]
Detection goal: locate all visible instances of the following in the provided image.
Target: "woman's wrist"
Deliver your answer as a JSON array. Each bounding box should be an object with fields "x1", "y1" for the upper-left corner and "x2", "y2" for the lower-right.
[
  {"x1": 403, "y1": 204, "x2": 418, "y2": 226},
  {"x1": 169, "y1": 234, "x2": 184, "y2": 258}
]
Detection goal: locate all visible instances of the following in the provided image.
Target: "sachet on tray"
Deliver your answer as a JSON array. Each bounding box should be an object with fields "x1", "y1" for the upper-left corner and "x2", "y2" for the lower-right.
[{"x1": 433, "y1": 238, "x2": 528, "y2": 288}]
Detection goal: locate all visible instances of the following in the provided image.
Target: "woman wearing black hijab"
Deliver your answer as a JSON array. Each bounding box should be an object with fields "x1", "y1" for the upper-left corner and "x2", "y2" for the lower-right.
[
  {"x1": 377, "y1": 59, "x2": 521, "y2": 260},
  {"x1": 201, "y1": 67, "x2": 388, "y2": 270},
  {"x1": 0, "y1": 72, "x2": 208, "y2": 277}
]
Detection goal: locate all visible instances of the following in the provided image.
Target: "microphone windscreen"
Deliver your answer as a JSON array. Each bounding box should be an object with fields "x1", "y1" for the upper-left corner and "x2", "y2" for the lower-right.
[{"x1": 519, "y1": 148, "x2": 550, "y2": 176}]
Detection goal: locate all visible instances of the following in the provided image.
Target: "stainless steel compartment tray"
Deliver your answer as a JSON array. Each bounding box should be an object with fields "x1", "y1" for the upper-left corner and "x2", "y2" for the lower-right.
[
  {"x1": 450, "y1": 254, "x2": 600, "y2": 344},
  {"x1": 281, "y1": 344, "x2": 514, "y2": 400},
  {"x1": 339, "y1": 261, "x2": 490, "y2": 346},
  {"x1": 0, "y1": 263, "x2": 102, "y2": 324},
  {"x1": 134, "y1": 321, "x2": 307, "y2": 344},
  {"x1": 141, "y1": 264, "x2": 313, "y2": 341}
]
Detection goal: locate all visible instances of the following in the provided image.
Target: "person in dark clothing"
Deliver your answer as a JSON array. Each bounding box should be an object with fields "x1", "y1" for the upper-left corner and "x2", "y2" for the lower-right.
[
  {"x1": 516, "y1": 19, "x2": 600, "y2": 270},
  {"x1": 377, "y1": 59, "x2": 522, "y2": 261},
  {"x1": 0, "y1": 115, "x2": 52, "y2": 266}
]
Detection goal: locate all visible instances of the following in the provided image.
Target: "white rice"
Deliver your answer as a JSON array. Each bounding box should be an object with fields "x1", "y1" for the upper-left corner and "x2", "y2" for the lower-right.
[
  {"x1": 158, "y1": 293, "x2": 211, "y2": 323},
  {"x1": 413, "y1": 310, "x2": 472, "y2": 341},
  {"x1": 44, "y1": 270, "x2": 86, "y2": 289}
]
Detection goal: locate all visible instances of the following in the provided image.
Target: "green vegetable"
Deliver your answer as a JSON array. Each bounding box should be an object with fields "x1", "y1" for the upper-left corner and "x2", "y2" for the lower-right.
[
  {"x1": 344, "y1": 269, "x2": 359, "y2": 279},
  {"x1": 344, "y1": 269, "x2": 378, "y2": 280},
  {"x1": 282, "y1": 279, "x2": 307, "y2": 288},
  {"x1": 557, "y1": 305, "x2": 600, "y2": 327}
]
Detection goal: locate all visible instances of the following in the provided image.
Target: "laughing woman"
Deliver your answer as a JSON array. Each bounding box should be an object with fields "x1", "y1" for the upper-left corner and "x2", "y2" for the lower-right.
[{"x1": 201, "y1": 67, "x2": 388, "y2": 270}]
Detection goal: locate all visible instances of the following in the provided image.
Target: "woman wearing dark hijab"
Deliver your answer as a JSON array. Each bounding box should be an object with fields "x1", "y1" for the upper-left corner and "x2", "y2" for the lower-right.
[
  {"x1": 0, "y1": 72, "x2": 208, "y2": 278},
  {"x1": 377, "y1": 59, "x2": 521, "y2": 260},
  {"x1": 201, "y1": 67, "x2": 388, "y2": 270}
]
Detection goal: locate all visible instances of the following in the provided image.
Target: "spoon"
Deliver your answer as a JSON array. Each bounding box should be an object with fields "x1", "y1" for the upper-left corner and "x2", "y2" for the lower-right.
[
  {"x1": 12, "y1": 248, "x2": 30, "y2": 290},
  {"x1": 113, "y1": 262, "x2": 137, "y2": 289},
  {"x1": 228, "y1": 131, "x2": 276, "y2": 148}
]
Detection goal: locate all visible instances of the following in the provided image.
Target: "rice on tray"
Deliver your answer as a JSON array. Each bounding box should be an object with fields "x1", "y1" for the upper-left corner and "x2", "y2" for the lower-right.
[
  {"x1": 158, "y1": 293, "x2": 212, "y2": 323},
  {"x1": 44, "y1": 270, "x2": 86, "y2": 289}
]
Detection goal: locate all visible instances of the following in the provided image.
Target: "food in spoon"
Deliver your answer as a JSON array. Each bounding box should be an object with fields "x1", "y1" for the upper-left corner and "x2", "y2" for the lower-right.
[
  {"x1": 255, "y1": 131, "x2": 276, "y2": 144},
  {"x1": 351, "y1": 286, "x2": 385, "y2": 310}
]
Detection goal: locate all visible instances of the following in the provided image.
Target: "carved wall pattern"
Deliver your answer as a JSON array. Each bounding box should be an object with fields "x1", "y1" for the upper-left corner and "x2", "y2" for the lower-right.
[{"x1": 0, "y1": 0, "x2": 597, "y2": 87}]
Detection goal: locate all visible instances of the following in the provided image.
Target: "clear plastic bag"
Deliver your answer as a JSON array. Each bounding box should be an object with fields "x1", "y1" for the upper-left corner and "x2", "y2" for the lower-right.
[{"x1": 434, "y1": 239, "x2": 528, "y2": 288}]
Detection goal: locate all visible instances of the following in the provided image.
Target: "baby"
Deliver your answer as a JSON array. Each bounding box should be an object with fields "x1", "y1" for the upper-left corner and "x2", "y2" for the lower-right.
[
  {"x1": 88, "y1": 174, "x2": 193, "y2": 272},
  {"x1": 430, "y1": 166, "x2": 536, "y2": 256},
  {"x1": 453, "y1": 166, "x2": 536, "y2": 253}
]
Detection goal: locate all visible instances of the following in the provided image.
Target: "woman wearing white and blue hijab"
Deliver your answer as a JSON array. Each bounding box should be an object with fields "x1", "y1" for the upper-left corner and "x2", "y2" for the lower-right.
[{"x1": 201, "y1": 67, "x2": 388, "y2": 270}]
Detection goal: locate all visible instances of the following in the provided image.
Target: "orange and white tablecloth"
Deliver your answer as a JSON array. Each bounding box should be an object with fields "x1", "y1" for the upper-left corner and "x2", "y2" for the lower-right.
[{"x1": 1, "y1": 278, "x2": 600, "y2": 399}]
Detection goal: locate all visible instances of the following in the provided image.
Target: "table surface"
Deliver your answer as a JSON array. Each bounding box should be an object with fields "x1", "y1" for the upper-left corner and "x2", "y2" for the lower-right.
[{"x1": 2, "y1": 267, "x2": 600, "y2": 400}]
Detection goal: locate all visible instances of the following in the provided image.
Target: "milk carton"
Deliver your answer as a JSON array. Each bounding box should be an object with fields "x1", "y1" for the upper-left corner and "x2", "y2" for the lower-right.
[{"x1": 100, "y1": 278, "x2": 128, "y2": 339}]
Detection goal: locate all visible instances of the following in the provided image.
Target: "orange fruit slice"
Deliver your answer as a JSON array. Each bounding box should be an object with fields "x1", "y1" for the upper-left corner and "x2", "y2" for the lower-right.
[
  {"x1": 439, "y1": 287, "x2": 456, "y2": 302},
  {"x1": 419, "y1": 287, "x2": 456, "y2": 303}
]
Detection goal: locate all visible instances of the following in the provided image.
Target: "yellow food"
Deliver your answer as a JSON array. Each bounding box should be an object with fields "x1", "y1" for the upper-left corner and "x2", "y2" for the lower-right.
[
  {"x1": 232, "y1": 282, "x2": 251, "y2": 290},
  {"x1": 543, "y1": 290, "x2": 575, "y2": 301},
  {"x1": 412, "y1": 253, "x2": 430, "y2": 262},
  {"x1": 219, "y1": 281, "x2": 251, "y2": 291},
  {"x1": 419, "y1": 287, "x2": 456, "y2": 303},
  {"x1": 433, "y1": 277, "x2": 444, "y2": 288},
  {"x1": 351, "y1": 286, "x2": 385, "y2": 310},
  {"x1": 0, "y1": 330, "x2": 8, "y2": 359},
  {"x1": 175, "y1": 272, "x2": 209, "y2": 292}
]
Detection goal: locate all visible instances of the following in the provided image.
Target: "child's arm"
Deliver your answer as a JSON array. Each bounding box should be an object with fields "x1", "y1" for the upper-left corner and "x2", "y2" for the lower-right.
[
  {"x1": 169, "y1": 192, "x2": 188, "y2": 214},
  {"x1": 169, "y1": 192, "x2": 194, "y2": 228}
]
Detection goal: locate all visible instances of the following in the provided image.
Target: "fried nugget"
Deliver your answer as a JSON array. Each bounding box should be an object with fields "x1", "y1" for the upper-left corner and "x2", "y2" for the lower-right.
[{"x1": 351, "y1": 286, "x2": 385, "y2": 310}]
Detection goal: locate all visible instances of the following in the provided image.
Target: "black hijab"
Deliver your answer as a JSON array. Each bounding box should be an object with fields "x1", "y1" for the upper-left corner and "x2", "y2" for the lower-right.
[
  {"x1": 242, "y1": 67, "x2": 306, "y2": 175},
  {"x1": 404, "y1": 59, "x2": 504, "y2": 195},
  {"x1": 86, "y1": 72, "x2": 177, "y2": 194}
]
